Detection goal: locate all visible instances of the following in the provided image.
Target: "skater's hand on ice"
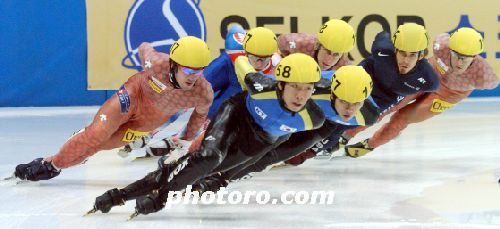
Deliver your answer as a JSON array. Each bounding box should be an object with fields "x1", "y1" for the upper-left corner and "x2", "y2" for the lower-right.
[
  {"x1": 135, "y1": 192, "x2": 165, "y2": 215},
  {"x1": 14, "y1": 158, "x2": 60, "y2": 181},
  {"x1": 94, "y1": 188, "x2": 125, "y2": 213}
]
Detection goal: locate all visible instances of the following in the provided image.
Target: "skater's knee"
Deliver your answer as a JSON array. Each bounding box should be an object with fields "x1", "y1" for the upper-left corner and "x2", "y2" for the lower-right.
[{"x1": 194, "y1": 147, "x2": 225, "y2": 171}]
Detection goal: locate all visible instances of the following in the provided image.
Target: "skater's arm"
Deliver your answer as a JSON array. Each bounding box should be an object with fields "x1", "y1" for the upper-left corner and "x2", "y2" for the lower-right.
[
  {"x1": 244, "y1": 72, "x2": 276, "y2": 96},
  {"x1": 183, "y1": 82, "x2": 213, "y2": 140},
  {"x1": 277, "y1": 33, "x2": 317, "y2": 57},
  {"x1": 471, "y1": 57, "x2": 499, "y2": 89},
  {"x1": 203, "y1": 56, "x2": 231, "y2": 92},
  {"x1": 138, "y1": 42, "x2": 171, "y2": 76}
]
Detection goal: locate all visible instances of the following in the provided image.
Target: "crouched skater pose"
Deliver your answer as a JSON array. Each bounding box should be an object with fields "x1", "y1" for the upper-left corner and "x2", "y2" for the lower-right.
[
  {"x1": 12, "y1": 36, "x2": 213, "y2": 182},
  {"x1": 90, "y1": 53, "x2": 326, "y2": 217}
]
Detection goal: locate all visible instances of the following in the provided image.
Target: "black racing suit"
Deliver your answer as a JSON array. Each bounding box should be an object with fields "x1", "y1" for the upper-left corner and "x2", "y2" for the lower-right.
[
  {"x1": 208, "y1": 77, "x2": 380, "y2": 182},
  {"x1": 94, "y1": 72, "x2": 325, "y2": 214}
]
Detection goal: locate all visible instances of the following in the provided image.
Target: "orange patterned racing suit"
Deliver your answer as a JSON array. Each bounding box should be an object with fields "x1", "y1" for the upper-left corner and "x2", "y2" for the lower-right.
[{"x1": 45, "y1": 43, "x2": 213, "y2": 169}]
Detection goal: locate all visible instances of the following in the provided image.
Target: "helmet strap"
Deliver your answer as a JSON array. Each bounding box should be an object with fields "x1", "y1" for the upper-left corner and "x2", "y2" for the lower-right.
[
  {"x1": 418, "y1": 49, "x2": 427, "y2": 59},
  {"x1": 313, "y1": 48, "x2": 320, "y2": 63},
  {"x1": 330, "y1": 94, "x2": 341, "y2": 115},
  {"x1": 276, "y1": 82, "x2": 297, "y2": 115},
  {"x1": 314, "y1": 45, "x2": 341, "y2": 71},
  {"x1": 169, "y1": 60, "x2": 182, "y2": 89}
]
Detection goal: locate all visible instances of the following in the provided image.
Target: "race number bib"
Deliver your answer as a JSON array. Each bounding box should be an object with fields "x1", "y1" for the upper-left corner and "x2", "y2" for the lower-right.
[
  {"x1": 430, "y1": 99, "x2": 456, "y2": 113},
  {"x1": 122, "y1": 128, "x2": 149, "y2": 142}
]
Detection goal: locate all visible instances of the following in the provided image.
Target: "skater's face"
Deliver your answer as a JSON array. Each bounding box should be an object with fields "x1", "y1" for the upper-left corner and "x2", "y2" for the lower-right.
[
  {"x1": 395, "y1": 50, "x2": 422, "y2": 74},
  {"x1": 247, "y1": 53, "x2": 272, "y2": 71},
  {"x1": 175, "y1": 65, "x2": 204, "y2": 90},
  {"x1": 317, "y1": 46, "x2": 343, "y2": 70},
  {"x1": 279, "y1": 82, "x2": 315, "y2": 112},
  {"x1": 333, "y1": 97, "x2": 363, "y2": 121},
  {"x1": 450, "y1": 50, "x2": 474, "y2": 74}
]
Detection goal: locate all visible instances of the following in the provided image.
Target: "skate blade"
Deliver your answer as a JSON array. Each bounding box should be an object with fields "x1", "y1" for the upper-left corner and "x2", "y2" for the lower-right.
[
  {"x1": 117, "y1": 149, "x2": 131, "y2": 158},
  {"x1": 0, "y1": 175, "x2": 27, "y2": 185},
  {"x1": 270, "y1": 163, "x2": 291, "y2": 170},
  {"x1": 329, "y1": 151, "x2": 347, "y2": 160},
  {"x1": 83, "y1": 207, "x2": 97, "y2": 216},
  {"x1": 132, "y1": 155, "x2": 156, "y2": 161},
  {"x1": 314, "y1": 154, "x2": 332, "y2": 160},
  {"x1": 125, "y1": 148, "x2": 156, "y2": 162},
  {"x1": 127, "y1": 211, "x2": 139, "y2": 221},
  {"x1": 2, "y1": 174, "x2": 15, "y2": 181}
]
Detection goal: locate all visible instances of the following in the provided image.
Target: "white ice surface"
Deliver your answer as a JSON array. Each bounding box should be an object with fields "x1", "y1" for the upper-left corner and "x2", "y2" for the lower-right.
[{"x1": 0, "y1": 98, "x2": 499, "y2": 228}]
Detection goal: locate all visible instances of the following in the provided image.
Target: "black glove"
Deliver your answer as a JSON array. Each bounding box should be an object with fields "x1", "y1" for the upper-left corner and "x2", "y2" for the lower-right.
[
  {"x1": 192, "y1": 173, "x2": 228, "y2": 193},
  {"x1": 14, "y1": 158, "x2": 61, "y2": 181},
  {"x1": 94, "y1": 188, "x2": 126, "y2": 213},
  {"x1": 135, "y1": 192, "x2": 165, "y2": 215}
]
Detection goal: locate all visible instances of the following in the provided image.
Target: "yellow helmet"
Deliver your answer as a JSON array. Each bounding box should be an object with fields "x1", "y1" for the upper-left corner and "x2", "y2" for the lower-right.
[
  {"x1": 169, "y1": 36, "x2": 211, "y2": 68},
  {"x1": 317, "y1": 19, "x2": 355, "y2": 53},
  {"x1": 449, "y1": 28, "x2": 483, "y2": 56},
  {"x1": 243, "y1": 27, "x2": 278, "y2": 56},
  {"x1": 331, "y1": 66, "x2": 373, "y2": 103},
  {"x1": 392, "y1": 23, "x2": 429, "y2": 52},
  {"x1": 276, "y1": 53, "x2": 321, "y2": 83}
]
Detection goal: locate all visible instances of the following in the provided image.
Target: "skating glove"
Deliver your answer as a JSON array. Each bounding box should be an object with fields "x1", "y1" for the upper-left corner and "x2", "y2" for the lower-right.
[
  {"x1": 192, "y1": 173, "x2": 228, "y2": 193},
  {"x1": 135, "y1": 191, "x2": 165, "y2": 215},
  {"x1": 94, "y1": 188, "x2": 125, "y2": 213},
  {"x1": 14, "y1": 158, "x2": 61, "y2": 181},
  {"x1": 345, "y1": 139, "x2": 373, "y2": 157}
]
